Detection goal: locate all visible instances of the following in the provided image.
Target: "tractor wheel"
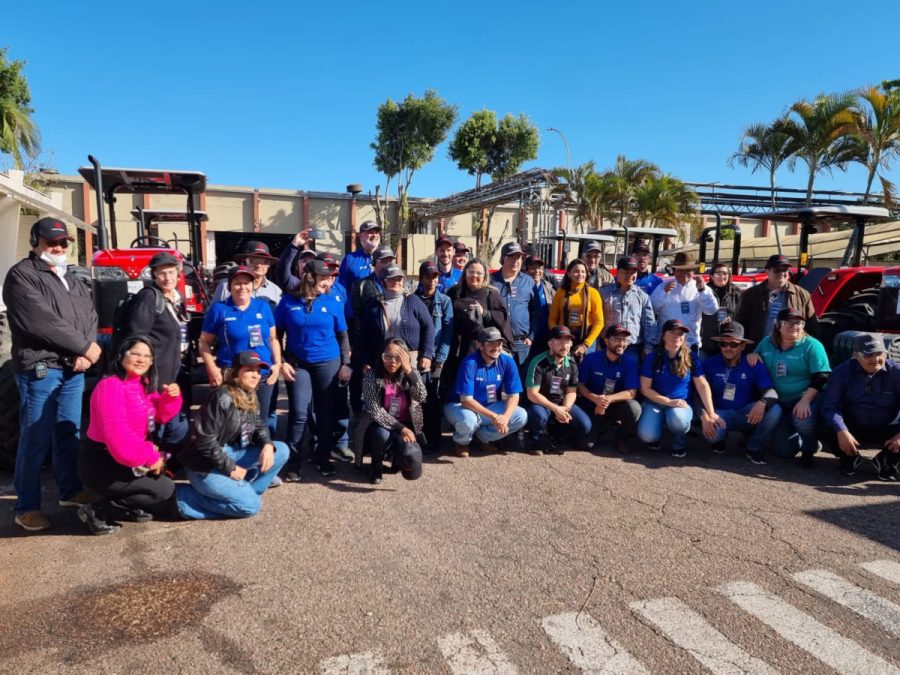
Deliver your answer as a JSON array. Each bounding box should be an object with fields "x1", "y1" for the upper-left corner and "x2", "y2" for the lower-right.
[
  {"x1": 0, "y1": 311, "x2": 19, "y2": 470},
  {"x1": 817, "y1": 312, "x2": 857, "y2": 354}
]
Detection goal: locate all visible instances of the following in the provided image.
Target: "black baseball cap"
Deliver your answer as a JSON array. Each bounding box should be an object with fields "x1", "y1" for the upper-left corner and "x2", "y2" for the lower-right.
[
  {"x1": 234, "y1": 350, "x2": 270, "y2": 370},
  {"x1": 435, "y1": 235, "x2": 454, "y2": 248},
  {"x1": 298, "y1": 248, "x2": 317, "y2": 259},
  {"x1": 855, "y1": 333, "x2": 885, "y2": 356},
  {"x1": 478, "y1": 327, "x2": 503, "y2": 343},
  {"x1": 604, "y1": 323, "x2": 632, "y2": 338},
  {"x1": 501, "y1": 242, "x2": 524, "y2": 258},
  {"x1": 525, "y1": 255, "x2": 545, "y2": 268},
  {"x1": 582, "y1": 241, "x2": 603, "y2": 253},
  {"x1": 776, "y1": 307, "x2": 805, "y2": 322},
  {"x1": 454, "y1": 242, "x2": 471, "y2": 254},
  {"x1": 383, "y1": 264, "x2": 405, "y2": 279},
  {"x1": 359, "y1": 221, "x2": 381, "y2": 233},
  {"x1": 373, "y1": 246, "x2": 396, "y2": 261},
  {"x1": 632, "y1": 241, "x2": 651, "y2": 254},
  {"x1": 234, "y1": 240, "x2": 277, "y2": 262},
  {"x1": 661, "y1": 319, "x2": 690, "y2": 334},
  {"x1": 148, "y1": 252, "x2": 179, "y2": 269},
  {"x1": 712, "y1": 321, "x2": 753, "y2": 344},
  {"x1": 305, "y1": 259, "x2": 335, "y2": 276},
  {"x1": 33, "y1": 217, "x2": 74, "y2": 242},
  {"x1": 315, "y1": 251, "x2": 339, "y2": 267},
  {"x1": 419, "y1": 260, "x2": 439, "y2": 277},
  {"x1": 548, "y1": 325, "x2": 575, "y2": 341},
  {"x1": 617, "y1": 256, "x2": 638, "y2": 270},
  {"x1": 765, "y1": 254, "x2": 791, "y2": 269},
  {"x1": 228, "y1": 265, "x2": 255, "y2": 283}
]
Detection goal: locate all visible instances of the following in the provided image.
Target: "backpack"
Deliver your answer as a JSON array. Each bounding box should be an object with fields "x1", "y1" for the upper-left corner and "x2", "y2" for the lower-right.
[{"x1": 111, "y1": 285, "x2": 166, "y2": 353}]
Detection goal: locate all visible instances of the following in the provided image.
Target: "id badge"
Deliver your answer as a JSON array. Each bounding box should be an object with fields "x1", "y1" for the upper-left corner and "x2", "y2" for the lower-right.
[
  {"x1": 509, "y1": 285, "x2": 517, "y2": 299},
  {"x1": 387, "y1": 395, "x2": 401, "y2": 417},
  {"x1": 179, "y1": 322, "x2": 189, "y2": 352},
  {"x1": 568, "y1": 309, "x2": 581, "y2": 326},
  {"x1": 680, "y1": 301, "x2": 691, "y2": 314},
  {"x1": 248, "y1": 324, "x2": 264, "y2": 348},
  {"x1": 716, "y1": 308, "x2": 729, "y2": 323},
  {"x1": 603, "y1": 378, "x2": 617, "y2": 395},
  {"x1": 147, "y1": 410, "x2": 156, "y2": 435},
  {"x1": 35, "y1": 362, "x2": 48, "y2": 379},
  {"x1": 549, "y1": 376, "x2": 563, "y2": 395},
  {"x1": 486, "y1": 384, "x2": 498, "y2": 404},
  {"x1": 723, "y1": 384, "x2": 736, "y2": 402},
  {"x1": 776, "y1": 361, "x2": 787, "y2": 377},
  {"x1": 240, "y1": 421, "x2": 252, "y2": 448}
]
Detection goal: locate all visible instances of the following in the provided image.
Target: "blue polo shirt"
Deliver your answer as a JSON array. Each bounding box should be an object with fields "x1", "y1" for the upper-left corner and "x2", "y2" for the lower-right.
[
  {"x1": 437, "y1": 266, "x2": 462, "y2": 294},
  {"x1": 701, "y1": 353, "x2": 774, "y2": 410},
  {"x1": 275, "y1": 293, "x2": 348, "y2": 363},
  {"x1": 579, "y1": 350, "x2": 640, "y2": 395},
  {"x1": 640, "y1": 350, "x2": 704, "y2": 400},
  {"x1": 636, "y1": 271, "x2": 663, "y2": 296},
  {"x1": 450, "y1": 351, "x2": 523, "y2": 405},
  {"x1": 202, "y1": 297, "x2": 275, "y2": 371},
  {"x1": 338, "y1": 247, "x2": 373, "y2": 292}
]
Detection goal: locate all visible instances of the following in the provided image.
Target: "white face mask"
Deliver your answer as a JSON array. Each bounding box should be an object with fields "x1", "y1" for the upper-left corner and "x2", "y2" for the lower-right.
[{"x1": 40, "y1": 250, "x2": 69, "y2": 268}]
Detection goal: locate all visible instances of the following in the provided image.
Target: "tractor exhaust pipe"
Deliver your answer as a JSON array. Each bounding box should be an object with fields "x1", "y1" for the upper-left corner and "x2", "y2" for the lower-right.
[{"x1": 88, "y1": 155, "x2": 109, "y2": 250}]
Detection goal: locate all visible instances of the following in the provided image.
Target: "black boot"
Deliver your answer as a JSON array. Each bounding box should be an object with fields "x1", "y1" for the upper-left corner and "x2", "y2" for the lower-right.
[
  {"x1": 108, "y1": 500, "x2": 153, "y2": 523},
  {"x1": 78, "y1": 502, "x2": 121, "y2": 536}
]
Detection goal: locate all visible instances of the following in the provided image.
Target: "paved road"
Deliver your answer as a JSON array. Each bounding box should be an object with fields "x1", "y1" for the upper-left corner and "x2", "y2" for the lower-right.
[{"x1": 1, "y1": 441, "x2": 898, "y2": 674}]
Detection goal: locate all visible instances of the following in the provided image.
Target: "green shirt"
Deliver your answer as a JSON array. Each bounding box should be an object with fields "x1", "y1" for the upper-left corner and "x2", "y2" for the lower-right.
[{"x1": 755, "y1": 335, "x2": 830, "y2": 402}]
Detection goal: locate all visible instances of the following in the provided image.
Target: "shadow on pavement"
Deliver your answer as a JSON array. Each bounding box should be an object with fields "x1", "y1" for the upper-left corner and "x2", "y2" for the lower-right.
[{"x1": 805, "y1": 501, "x2": 900, "y2": 552}]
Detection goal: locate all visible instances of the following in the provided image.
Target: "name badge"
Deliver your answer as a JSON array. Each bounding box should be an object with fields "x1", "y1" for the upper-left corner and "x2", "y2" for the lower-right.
[
  {"x1": 147, "y1": 410, "x2": 156, "y2": 435},
  {"x1": 716, "y1": 308, "x2": 729, "y2": 323},
  {"x1": 569, "y1": 309, "x2": 581, "y2": 325},
  {"x1": 549, "y1": 376, "x2": 563, "y2": 395},
  {"x1": 387, "y1": 395, "x2": 401, "y2": 417},
  {"x1": 248, "y1": 324, "x2": 264, "y2": 348},
  {"x1": 723, "y1": 384, "x2": 737, "y2": 401},
  {"x1": 486, "y1": 383, "x2": 498, "y2": 404},
  {"x1": 509, "y1": 285, "x2": 517, "y2": 299},
  {"x1": 776, "y1": 361, "x2": 787, "y2": 377},
  {"x1": 680, "y1": 301, "x2": 691, "y2": 314},
  {"x1": 179, "y1": 322, "x2": 189, "y2": 352},
  {"x1": 603, "y1": 378, "x2": 617, "y2": 395},
  {"x1": 240, "y1": 421, "x2": 252, "y2": 448}
]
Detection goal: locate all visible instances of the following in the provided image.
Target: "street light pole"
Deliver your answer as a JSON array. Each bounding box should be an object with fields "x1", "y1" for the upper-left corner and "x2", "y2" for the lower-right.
[
  {"x1": 546, "y1": 127, "x2": 571, "y2": 176},
  {"x1": 546, "y1": 127, "x2": 572, "y2": 268}
]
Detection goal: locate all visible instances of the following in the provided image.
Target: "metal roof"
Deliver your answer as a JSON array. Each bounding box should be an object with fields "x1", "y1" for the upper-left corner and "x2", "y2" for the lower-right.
[
  {"x1": 130, "y1": 208, "x2": 209, "y2": 223},
  {"x1": 78, "y1": 166, "x2": 207, "y2": 195}
]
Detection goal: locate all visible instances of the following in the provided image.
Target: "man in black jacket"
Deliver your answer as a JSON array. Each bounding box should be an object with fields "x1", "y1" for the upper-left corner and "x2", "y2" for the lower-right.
[{"x1": 3, "y1": 218, "x2": 100, "y2": 532}]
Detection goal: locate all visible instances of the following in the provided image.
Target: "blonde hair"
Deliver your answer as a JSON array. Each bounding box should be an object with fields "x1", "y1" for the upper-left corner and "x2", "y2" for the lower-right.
[{"x1": 222, "y1": 367, "x2": 260, "y2": 412}]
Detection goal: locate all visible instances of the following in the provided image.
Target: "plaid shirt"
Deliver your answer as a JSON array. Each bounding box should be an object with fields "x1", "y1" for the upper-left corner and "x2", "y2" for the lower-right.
[{"x1": 599, "y1": 283, "x2": 658, "y2": 347}]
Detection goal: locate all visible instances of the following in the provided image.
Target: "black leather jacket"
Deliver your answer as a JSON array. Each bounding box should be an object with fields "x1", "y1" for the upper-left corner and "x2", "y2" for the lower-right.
[{"x1": 181, "y1": 387, "x2": 271, "y2": 474}]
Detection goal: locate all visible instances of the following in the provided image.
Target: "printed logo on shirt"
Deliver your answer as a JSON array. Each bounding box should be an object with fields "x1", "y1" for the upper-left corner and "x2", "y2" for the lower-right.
[
  {"x1": 256, "y1": 313, "x2": 263, "y2": 319},
  {"x1": 321, "y1": 307, "x2": 327, "y2": 312},
  {"x1": 225, "y1": 316, "x2": 237, "y2": 321}
]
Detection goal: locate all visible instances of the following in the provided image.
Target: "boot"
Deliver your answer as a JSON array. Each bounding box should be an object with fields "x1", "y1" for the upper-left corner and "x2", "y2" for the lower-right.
[{"x1": 78, "y1": 502, "x2": 121, "y2": 536}]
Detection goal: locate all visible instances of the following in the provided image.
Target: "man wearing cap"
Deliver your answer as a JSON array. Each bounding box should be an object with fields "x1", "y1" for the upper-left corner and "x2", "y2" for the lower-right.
[
  {"x1": 213, "y1": 239, "x2": 282, "y2": 308},
  {"x1": 524, "y1": 325, "x2": 591, "y2": 454},
  {"x1": 633, "y1": 241, "x2": 663, "y2": 295},
  {"x1": 580, "y1": 240, "x2": 615, "y2": 290},
  {"x1": 699, "y1": 321, "x2": 781, "y2": 464},
  {"x1": 524, "y1": 254, "x2": 555, "y2": 356},
  {"x1": 338, "y1": 220, "x2": 381, "y2": 292},
  {"x1": 453, "y1": 242, "x2": 470, "y2": 271},
  {"x1": 577, "y1": 324, "x2": 642, "y2": 453},
  {"x1": 444, "y1": 327, "x2": 528, "y2": 457},
  {"x1": 650, "y1": 252, "x2": 718, "y2": 352},
  {"x1": 491, "y1": 241, "x2": 538, "y2": 367},
  {"x1": 4, "y1": 217, "x2": 100, "y2": 531},
  {"x1": 735, "y1": 254, "x2": 817, "y2": 344},
  {"x1": 434, "y1": 235, "x2": 462, "y2": 293},
  {"x1": 699, "y1": 262, "x2": 743, "y2": 360},
  {"x1": 819, "y1": 334, "x2": 900, "y2": 480},
  {"x1": 599, "y1": 256, "x2": 657, "y2": 357},
  {"x1": 415, "y1": 260, "x2": 454, "y2": 452}
]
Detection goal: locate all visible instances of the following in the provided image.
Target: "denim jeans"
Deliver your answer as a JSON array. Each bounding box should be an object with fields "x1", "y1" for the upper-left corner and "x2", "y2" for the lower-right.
[
  {"x1": 285, "y1": 357, "x2": 341, "y2": 466},
  {"x1": 526, "y1": 403, "x2": 592, "y2": 444},
  {"x1": 706, "y1": 403, "x2": 782, "y2": 453},
  {"x1": 14, "y1": 369, "x2": 84, "y2": 513},
  {"x1": 771, "y1": 398, "x2": 820, "y2": 458},
  {"x1": 177, "y1": 441, "x2": 289, "y2": 519},
  {"x1": 443, "y1": 401, "x2": 528, "y2": 445},
  {"x1": 636, "y1": 401, "x2": 693, "y2": 451}
]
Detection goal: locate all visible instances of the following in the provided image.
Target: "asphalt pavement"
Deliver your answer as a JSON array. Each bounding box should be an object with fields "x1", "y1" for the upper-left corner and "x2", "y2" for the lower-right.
[{"x1": 1, "y1": 437, "x2": 898, "y2": 674}]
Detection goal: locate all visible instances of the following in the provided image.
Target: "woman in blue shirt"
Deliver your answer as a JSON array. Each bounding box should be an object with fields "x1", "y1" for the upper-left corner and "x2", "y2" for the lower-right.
[
  {"x1": 199, "y1": 266, "x2": 282, "y2": 426},
  {"x1": 637, "y1": 319, "x2": 719, "y2": 457},
  {"x1": 276, "y1": 259, "x2": 352, "y2": 479}
]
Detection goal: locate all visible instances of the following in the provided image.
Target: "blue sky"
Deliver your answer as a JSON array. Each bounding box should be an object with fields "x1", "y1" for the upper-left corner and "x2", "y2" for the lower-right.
[{"x1": 4, "y1": 1, "x2": 898, "y2": 198}]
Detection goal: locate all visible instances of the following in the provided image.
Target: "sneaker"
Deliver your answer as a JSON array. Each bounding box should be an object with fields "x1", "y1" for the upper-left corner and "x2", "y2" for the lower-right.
[
  {"x1": 615, "y1": 436, "x2": 632, "y2": 455},
  {"x1": 838, "y1": 453, "x2": 861, "y2": 477},
  {"x1": 77, "y1": 504, "x2": 120, "y2": 536},
  {"x1": 710, "y1": 442, "x2": 726, "y2": 455},
  {"x1": 871, "y1": 453, "x2": 898, "y2": 482},
  {"x1": 14, "y1": 511, "x2": 50, "y2": 532},
  {"x1": 647, "y1": 442, "x2": 662, "y2": 452},
  {"x1": 799, "y1": 453, "x2": 815, "y2": 469},
  {"x1": 268, "y1": 476, "x2": 283, "y2": 489},
  {"x1": 746, "y1": 450, "x2": 767, "y2": 465},
  {"x1": 454, "y1": 444, "x2": 470, "y2": 458},
  {"x1": 108, "y1": 505, "x2": 153, "y2": 523},
  {"x1": 59, "y1": 490, "x2": 95, "y2": 507},
  {"x1": 331, "y1": 447, "x2": 354, "y2": 463},
  {"x1": 671, "y1": 448, "x2": 687, "y2": 458},
  {"x1": 480, "y1": 440, "x2": 500, "y2": 454},
  {"x1": 528, "y1": 434, "x2": 547, "y2": 456},
  {"x1": 283, "y1": 470, "x2": 302, "y2": 483},
  {"x1": 317, "y1": 461, "x2": 337, "y2": 477}
]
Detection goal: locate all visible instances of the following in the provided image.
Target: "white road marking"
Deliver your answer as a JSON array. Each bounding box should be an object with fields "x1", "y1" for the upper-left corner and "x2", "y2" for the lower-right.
[
  {"x1": 719, "y1": 581, "x2": 899, "y2": 675},
  {"x1": 540, "y1": 611, "x2": 649, "y2": 674},
  {"x1": 795, "y1": 569, "x2": 900, "y2": 636},
  {"x1": 630, "y1": 597, "x2": 777, "y2": 675},
  {"x1": 860, "y1": 560, "x2": 900, "y2": 586},
  {"x1": 437, "y1": 630, "x2": 518, "y2": 674},
  {"x1": 320, "y1": 649, "x2": 389, "y2": 675}
]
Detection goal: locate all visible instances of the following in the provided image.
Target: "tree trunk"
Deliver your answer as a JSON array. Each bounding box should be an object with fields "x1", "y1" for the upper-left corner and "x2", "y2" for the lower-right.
[
  {"x1": 863, "y1": 165, "x2": 877, "y2": 204},
  {"x1": 769, "y1": 169, "x2": 783, "y2": 254},
  {"x1": 805, "y1": 158, "x2": 816, "y2": 207}
]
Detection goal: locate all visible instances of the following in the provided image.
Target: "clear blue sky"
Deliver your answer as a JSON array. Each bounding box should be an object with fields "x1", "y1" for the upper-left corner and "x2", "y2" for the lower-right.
[{"x1": 4, "y1": 0, "x2": 898, "y2": 198}]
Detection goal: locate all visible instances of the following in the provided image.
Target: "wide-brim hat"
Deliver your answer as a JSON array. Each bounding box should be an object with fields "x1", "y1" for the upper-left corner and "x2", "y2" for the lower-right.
[
  {"x1": 711, "y1": 320, "x2": 753, "y2": 344},
  {"x1": 671, "y1": 252, "x2": 698, "y2": 270}
]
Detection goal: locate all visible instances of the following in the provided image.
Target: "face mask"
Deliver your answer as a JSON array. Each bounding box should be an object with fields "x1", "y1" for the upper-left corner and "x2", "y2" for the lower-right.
[{"x1": 40, "y1": 251, "x2": 69, "y2": 268}]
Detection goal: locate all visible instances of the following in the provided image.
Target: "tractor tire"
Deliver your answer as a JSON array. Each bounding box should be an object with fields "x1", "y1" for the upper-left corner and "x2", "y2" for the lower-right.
[
  {"x1": 0, "y1": 311, "x2": 19, "y2": 470},
  {"x1": 817, "y1": 312, "x2": 857, "y2": 354}
]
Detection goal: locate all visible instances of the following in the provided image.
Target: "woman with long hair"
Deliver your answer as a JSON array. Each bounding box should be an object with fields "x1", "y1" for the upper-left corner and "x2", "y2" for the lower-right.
[
  {"x1": 77, "y1": 336, "x2": 183, "y2": 534},
  {"x1": 176, "y1": 351, "x2": 289, "y2": 519},
  {"x1": 637, "y1": 319, "x2": 719, "y2": 457},
  {"x1": 549, "y1": 258, "x2": 604, "y2": 359},
  {"x1": 275, "y1": 259, "x2": 352, "y2": 479},
  {"x1": 354, "y1": 338, "x2": 425, "y2": 484}
]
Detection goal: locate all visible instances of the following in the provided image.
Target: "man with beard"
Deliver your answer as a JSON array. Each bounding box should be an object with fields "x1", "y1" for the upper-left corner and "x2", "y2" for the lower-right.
[
  {"x1": 490, "y1": 242, "x2": 537, "y2": 368},
  {"x1": 581, "y1": 240, "x2": 615, "y2": 289},
  {"x1": 434, "y1": 235, "x2": 462, "y2": 293},
  {"x1": 338, "y1": 220, "x2": 381, "y2": 291},
  {"x1": 633, "y1": 241, "x2": 663, "y2": 296},
  {"x1": 599, "y1": 256, "x2": 657, "y2": 357}
]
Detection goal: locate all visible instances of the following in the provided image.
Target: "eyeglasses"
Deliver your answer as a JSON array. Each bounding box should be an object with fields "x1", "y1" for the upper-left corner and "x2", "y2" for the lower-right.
[
  {"x1": 719, "y1": 342, "x2": 742, "y2": 349},
  {"x1": 783, "y1": 320, "x2": 805, "y2": 327},
  {"x1": 126, "y1": 351, "x2": 153, "y2": 361},
  {"x1": 381, "y1": 353, "x2": 402, "y2": 363},
  {"x1": 712, "y1": 272, "x2": 729, "y2": 277}
]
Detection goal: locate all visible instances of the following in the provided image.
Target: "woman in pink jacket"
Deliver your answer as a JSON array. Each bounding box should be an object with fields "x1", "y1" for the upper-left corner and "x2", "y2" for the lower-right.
[{"x1": 77, "y1": 336, "x2": 184, "y2": 535}]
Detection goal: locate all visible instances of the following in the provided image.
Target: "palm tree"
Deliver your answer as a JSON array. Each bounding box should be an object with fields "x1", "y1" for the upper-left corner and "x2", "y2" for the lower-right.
[
  {"x1": 774, "y1": 93, "x2": 859, "y2": 206},
  {"x1": 728, "y1": 122, "x2": 797, "y2": 209},
  {"x1": 634, "y1": 175, "x2": 699, "y2": 240},
  {"x1": 851, "y1": 85, "x2": 900, "y2": 206},
  {"x1": 610, "y1": 155, "x2": 660, "y2": 227},
  {"x1": 0, "y1": 99, "x2": 39, "y2": 168}
]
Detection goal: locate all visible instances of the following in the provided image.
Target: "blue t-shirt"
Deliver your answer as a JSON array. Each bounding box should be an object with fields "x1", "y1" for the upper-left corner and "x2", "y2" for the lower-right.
[
  {"x1": 275, "y1": 293, "x2": 348, "y2": 363},
  {"x1": 579, "y1": 350, "x2": 640, "y2": 395},
  {"x1": 640, "y1": 350, "x2": 704, "y2": 400},
  {"x1": 701, "y1": 353, "x2": 774, "y2": 411},
  {"x1": 450, "y1": 351, "x2": 523, "y2": 405},
  {"x1": 437, "y1": 266, "x2": 462, "y2": 294},
  {"x1": 636, "y1": 271, "x2": 663, "y2": 296},
  {"x1": 755, "y1": 335, "x2": 830, "y2": 402},
  {"x1": 202, "y1": 297, "x2": 275, "y2": 371}
]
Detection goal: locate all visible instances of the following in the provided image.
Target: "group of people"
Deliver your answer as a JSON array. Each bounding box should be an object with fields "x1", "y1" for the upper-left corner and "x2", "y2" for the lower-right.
[{"x1": 5, "y1": 217, "x2": 899, "y2": 535}]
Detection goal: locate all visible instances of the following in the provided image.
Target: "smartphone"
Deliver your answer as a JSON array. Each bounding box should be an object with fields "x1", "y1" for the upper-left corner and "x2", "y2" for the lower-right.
[{"x1": 308, "y1": 228, "x2": 325, "y2": 240}]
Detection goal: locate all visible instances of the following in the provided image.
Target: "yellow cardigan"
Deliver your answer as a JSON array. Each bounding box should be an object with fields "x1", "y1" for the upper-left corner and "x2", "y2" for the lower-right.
[{"x1": 548, "y1": 283, "x2": 604, "y2": 347}]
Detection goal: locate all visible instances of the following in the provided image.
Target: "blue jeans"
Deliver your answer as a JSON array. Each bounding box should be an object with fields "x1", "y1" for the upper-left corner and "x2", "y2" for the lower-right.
[
  {"x1": 14, "y1": 369, "x2": 84, "y2": 513},
  {"x1": 771, "y1": 398, "x2": 820, "y2": 458},
  {"x1": 285, "y1": 357, "x2": 341, "y2": 466},
  {"x1": 526, "y1": 403, "x2": 592, "y2": 444},
  {"x1": 706, "y1": 403, "x2": 782, "y2": 453},
  {"x1": 177, "y1": 441, "x2": 289, "y2": 519},
  {"x1": 637, "y1": 401, "x2": 693, "y2": 451},
  {"x1": 443, "y1": 401, "x2": 528, "y2": 445}
]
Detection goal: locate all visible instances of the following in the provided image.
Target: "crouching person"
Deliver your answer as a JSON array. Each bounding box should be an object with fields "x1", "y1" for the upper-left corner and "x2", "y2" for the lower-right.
[
  {"x1": 576, "y1": 324, "x2": 642, "y2": 454},
  {"x1": 177, "y1": 351, "x2": 288, "y2": 519},
  {"x1": 354, "y1": 338, "x2": 425, "y2": 484},
  {"x1": 700, "y1": 322, "x2": 781, "y2": 464},
  {"x1": 77, "y1": 337, "x2": 186, "y2": 535},
  {"x1": 819, "y1": 333, "x2": 900, "y2": 479},
  {"x1": 444, "y1": 327, "x2": 528, "y2": 457},
  {"x1": 524, "y1": 326, "x2": 592, "y2": 455}
]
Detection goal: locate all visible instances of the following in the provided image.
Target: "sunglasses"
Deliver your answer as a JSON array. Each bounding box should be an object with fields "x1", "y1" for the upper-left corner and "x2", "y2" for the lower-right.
[{"x1": 719, "y1": 342, "x2": 742, "y2": 349}]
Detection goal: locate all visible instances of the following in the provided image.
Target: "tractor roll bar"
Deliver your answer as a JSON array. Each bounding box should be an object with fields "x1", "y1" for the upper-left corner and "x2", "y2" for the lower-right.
[{"x1": 88, "y1": 155, "x2": 109, "y2": 250}]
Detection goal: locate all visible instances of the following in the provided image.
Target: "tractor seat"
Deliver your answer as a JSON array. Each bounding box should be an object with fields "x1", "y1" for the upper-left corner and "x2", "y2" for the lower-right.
[{"x1": 796, "y1": 267, "x2": 832, "y2": 294}]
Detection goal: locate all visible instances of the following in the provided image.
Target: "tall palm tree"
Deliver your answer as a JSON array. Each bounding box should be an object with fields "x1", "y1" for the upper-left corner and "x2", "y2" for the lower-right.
[
  {"x1": 851, "y1": 85, "x2": 900, "y2": 206},
  {"x1": 610, "y1": 155, "x2": 660, "y2": 226},
  {"x1": 728, "y1": 122, "x2": 797, "y2": 209},
  {"x1": 0, "y1": 99, "x2": 39, "y2": 168},
  {"x1": 774, "y1": 92, "x2": 859, "y2": 206},
  {"x1": 634, "y1": 175, "x2": 699, "y2": 240}
]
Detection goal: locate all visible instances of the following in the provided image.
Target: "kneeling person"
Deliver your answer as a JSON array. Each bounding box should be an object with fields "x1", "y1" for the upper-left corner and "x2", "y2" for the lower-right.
[
  {"x1": 444, "y1": 327, "x2": 528, "y2": 457},
  {"x1": 524, "y1": 326, "x2": 591, "y2": 454},
  {"x1": 701, "y1": 322, "x2": 781, "y2": 464},
  {"x1": 577, "y1": 323, "x2": 641, "y2": 453}
]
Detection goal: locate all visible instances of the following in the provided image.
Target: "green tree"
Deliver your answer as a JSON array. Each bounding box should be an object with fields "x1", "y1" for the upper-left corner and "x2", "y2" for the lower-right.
[
  {"x1": 554, "y1": 162, "x2": 617, "y2": 232},
  {"x1": 633, "y1": 174, "x2": 699, "y2": 238},
  {"x1": 0, "y1": 48, "x2": 40, "y2": 169},
  {"x1": 728, "y1": 122, "x2": 797, "y2": 209},
  {"x1": 610, "y1": 155, "x2": 660, "y2": 226},
  {"x1": 371, "y1": 89, "x2": 457, "y2": 230},
  {"x1": 487, "y1": 113, "x2": 540, "y2": 181},
  {"x1": 851, "y1": 84, "x2": 900, "y2": 205},
  {"x1": 448, "y1": 109, "x2": 497, "y2": 188},
  {"x1": 774, "y1": 92, "x2": 859, "y2": 206}
]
